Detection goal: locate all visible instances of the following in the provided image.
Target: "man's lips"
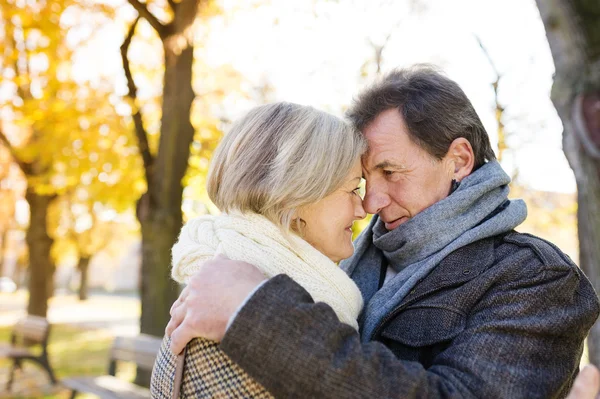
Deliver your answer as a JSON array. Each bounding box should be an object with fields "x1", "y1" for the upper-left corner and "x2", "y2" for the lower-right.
[{"x1": 384, "y1": 216, "x2": 408, "y2": 230}]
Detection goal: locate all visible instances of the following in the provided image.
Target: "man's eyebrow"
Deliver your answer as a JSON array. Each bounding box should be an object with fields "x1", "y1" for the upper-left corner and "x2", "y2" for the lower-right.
[{"x1": 374, "y1": 160, "x2": 406, "y2": 170}]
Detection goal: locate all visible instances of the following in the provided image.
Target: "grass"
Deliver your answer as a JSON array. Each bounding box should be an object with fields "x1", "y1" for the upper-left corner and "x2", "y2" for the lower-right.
[{"x1": 0, "y1": 324, "x2": 137, "y2": 399}]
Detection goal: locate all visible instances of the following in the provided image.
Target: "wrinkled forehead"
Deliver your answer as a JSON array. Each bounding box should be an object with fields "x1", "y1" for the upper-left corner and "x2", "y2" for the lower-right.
[
  {"x1": 361, "y1": 150, "x2": 408, "y2": 174},
  {"x1": 361, "y1": 137, "x2": 407, "y2": 166}
]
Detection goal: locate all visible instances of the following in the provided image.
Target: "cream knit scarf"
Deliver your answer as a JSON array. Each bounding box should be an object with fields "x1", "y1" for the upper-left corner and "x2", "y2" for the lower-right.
[{"x1": 171, "y1": 212, "x2": 363, "y2": 330}]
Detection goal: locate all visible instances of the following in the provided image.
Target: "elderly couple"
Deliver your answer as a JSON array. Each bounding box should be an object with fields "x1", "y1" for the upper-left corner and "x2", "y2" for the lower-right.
[{"x1": 151, "y1": 65, "x2": 600, "y2": 398}]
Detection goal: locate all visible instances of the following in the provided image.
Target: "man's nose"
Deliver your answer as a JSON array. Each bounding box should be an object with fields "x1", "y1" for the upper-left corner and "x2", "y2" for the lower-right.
[{"x1": 363, "y1": 182, "x2": 390, "y2": 214}]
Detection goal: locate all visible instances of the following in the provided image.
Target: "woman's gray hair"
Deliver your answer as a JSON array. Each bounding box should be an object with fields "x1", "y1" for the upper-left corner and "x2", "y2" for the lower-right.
[{"x1": 207, "y1": 102, "x2": 367, "y2": 230}]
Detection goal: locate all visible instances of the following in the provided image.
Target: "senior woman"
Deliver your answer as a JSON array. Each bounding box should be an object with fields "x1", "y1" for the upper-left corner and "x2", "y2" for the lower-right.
[{"x1": 151, "y1": 102, "x2": 368, "y2": 398}]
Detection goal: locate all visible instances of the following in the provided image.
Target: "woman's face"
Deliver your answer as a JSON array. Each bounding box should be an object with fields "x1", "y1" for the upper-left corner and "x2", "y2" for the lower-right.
[{"x1": 297, "y1": 160, "x2": 366, "y2": 262}]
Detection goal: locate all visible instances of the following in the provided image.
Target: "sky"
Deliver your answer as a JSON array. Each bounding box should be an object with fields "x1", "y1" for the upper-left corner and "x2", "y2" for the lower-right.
[{"x1": 72, "y1": 0, "x2": 575, "y2": 193}]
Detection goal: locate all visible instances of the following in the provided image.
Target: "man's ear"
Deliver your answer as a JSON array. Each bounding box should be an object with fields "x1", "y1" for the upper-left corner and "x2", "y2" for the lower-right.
[{"x1": 447, "y1": 138, "x2": 475, "y2": 181}]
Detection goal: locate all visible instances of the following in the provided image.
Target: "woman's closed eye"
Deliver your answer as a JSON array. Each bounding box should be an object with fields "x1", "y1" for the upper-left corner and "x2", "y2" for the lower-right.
[{"x1": 352, "y1": 180, "x2": 365, "y2": 199}]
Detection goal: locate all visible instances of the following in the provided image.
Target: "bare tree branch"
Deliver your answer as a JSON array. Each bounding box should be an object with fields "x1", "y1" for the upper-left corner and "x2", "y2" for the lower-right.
[
  {"x1": 474, "y1": 35, "x2": 511, "y2": 165},
  {"x1": 474, "y1": 35, "x2": 503, "y2": 107},
  {"x1": 127, "y1": 0, "x2": 167, "y2": 37},
  {"x1": 120, "y1": 17, "x2": 154, "y2": 183},
  {"x1": 0, "y1": 129, "x2": 30, "y2": 174},
  {"x1": 2, "y1": 12, "x2": 29, "y2": 99},
  {"x1": 475, "y1": 35, "x2": 501, "y2": 79},
  {"x1": 366, "y1": 25, "x2": 397, "y2": 76}
]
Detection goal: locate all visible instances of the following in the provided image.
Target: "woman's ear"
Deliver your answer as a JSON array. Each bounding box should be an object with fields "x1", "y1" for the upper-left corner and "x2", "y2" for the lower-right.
[
  {"x1": 446, "y1": 138, "x2": 475, "y2": 181},
  {"x1": 290, "y1": 208, "x2": 307, "y2": 235}
]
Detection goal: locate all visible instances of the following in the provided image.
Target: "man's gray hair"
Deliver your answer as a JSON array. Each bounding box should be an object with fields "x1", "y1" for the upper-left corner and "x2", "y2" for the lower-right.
[
  {"x1": 208, "y1": 102, "x2": 367, "y2": 230},
  {"x1": 347, "y1": 64, "x2": 496, "y2": 168}
]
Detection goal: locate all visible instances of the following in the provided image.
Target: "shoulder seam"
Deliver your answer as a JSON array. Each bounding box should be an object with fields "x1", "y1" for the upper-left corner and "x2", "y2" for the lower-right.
[{"x1": 503, "y1": 232, "x2": 575, "y2": 270}]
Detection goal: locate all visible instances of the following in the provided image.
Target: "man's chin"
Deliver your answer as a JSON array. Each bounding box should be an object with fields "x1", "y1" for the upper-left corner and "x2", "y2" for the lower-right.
[{"x1": 384, "y1": 216, "x2": 408, "y2": 231}]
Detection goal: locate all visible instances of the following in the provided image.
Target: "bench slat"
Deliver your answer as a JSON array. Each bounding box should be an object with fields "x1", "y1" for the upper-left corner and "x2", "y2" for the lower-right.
[
  {"x1": 62, "y1": 334, "x2": 161, "y2": 398},
  {"x1": 111, "y1": 334, "x2": 162, "y2": 370},
  {"x1": 0, "y1": 344, "x2": 35, "y2": 359},
  {"x1": 13, "y1": 316, "x2": 49, "y2": 343},
  {"x1": 62, "y1": 376, "x2": 151, "y2": 399}
]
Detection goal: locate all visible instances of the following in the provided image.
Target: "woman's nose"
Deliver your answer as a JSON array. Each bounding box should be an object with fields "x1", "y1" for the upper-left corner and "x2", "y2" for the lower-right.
[{"x1": 354, "y1": 198, "x2": 367, "y2": 220}]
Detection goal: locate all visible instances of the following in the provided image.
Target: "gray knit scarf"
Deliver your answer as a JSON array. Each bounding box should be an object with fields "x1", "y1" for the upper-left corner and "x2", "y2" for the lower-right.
[{"x1": 340, "y1": 161, "x2": 527, "y2": 342}]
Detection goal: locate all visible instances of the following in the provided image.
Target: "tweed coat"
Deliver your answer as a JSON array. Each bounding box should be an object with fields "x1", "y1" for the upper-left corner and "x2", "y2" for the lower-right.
[
  {"x1": 151, "y1": 335, "x2": 273, "y2": 398},
  {"x1": 219, "y1": 231, "x2": 600, "y2": 399}
]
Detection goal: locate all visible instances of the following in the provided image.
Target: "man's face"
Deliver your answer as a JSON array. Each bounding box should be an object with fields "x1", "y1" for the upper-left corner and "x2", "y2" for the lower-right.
[{"x1": 362, "y1": 109, "x2": 454, "y2": 231}]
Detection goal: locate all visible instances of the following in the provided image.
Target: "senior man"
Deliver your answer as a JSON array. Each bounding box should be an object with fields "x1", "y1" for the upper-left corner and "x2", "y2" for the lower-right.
[{"x1": 167, "y1": 65, "x2": 600, "y2": 398}]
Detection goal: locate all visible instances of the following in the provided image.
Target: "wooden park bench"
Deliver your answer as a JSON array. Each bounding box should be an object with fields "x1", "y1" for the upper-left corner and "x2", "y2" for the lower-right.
[
  {"x1": 62, "y1": 334, "x2": 162, "y2": 399},
  {"x1": 0, "y1": 315, "x2": 57, "y2": 391}
]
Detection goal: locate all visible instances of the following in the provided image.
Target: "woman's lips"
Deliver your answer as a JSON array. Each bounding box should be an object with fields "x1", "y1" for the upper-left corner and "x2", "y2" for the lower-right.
[{"x1": 384, "y1": 216, "x2": 408, "y2": 230}]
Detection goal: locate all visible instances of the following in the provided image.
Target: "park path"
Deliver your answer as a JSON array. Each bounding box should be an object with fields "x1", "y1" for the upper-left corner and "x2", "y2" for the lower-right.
[{"x1": 0, "y1": 290, "x2": 140, "y2": 334}]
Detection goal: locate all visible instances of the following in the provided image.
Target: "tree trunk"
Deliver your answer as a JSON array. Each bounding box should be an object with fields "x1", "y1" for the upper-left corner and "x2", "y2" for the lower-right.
[
  {"x1": 135, "y1": 0, "x2": 199, "y2": 387},
  {"x1": 535, "y1": 0, "x2": 600, "y2": 364},
  {"x1": 25, "y1": 188, "x2": 56, "y2": 317},
  {"x1": 0, "y1": 228, "x2": 8, "y2": 277},
  {"x1": 139, "y1": 12, "x2": 197, "y2": 341},
  {"x1": 571, "y1": 118, "x2": 600, "y2": 366},
  {"x1": 78, "y1": 256, "x2": 91, "y2": 301}
]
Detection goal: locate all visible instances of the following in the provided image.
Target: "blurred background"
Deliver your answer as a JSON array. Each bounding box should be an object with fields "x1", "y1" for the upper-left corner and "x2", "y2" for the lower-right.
[{"x1": 0, "y1": 0, "x2": 598, "y2": 397}]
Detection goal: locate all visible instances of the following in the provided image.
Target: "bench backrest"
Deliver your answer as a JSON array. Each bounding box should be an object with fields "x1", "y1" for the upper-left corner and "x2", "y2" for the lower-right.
[
  {"x1": 108, "y1": 334, "x2": 163, "y2": 374},
  {"x1": 12, "y1": 315, "x2": 50, "y2": 345}
]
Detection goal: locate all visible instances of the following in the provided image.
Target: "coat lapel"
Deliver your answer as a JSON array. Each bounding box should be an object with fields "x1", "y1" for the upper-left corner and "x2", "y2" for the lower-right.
[{"x1": 398, "y1": 237, "x2": 497, "y2": 306}]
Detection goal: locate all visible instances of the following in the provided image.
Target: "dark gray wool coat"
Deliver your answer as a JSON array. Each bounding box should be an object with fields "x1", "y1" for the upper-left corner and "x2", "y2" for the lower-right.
[{"x1": 220, "y1": 231, "x2": 600, "y2": 399}]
